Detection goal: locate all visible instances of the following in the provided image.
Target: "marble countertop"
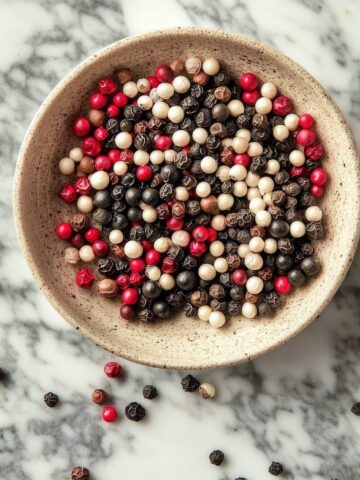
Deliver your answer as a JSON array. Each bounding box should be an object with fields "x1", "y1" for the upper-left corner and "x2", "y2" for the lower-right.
[{"x1": 1, "y1": 0, "x2": 360, "y2": 479}]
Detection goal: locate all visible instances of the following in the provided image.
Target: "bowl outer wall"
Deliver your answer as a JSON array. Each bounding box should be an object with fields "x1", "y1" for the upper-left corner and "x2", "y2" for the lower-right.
[{"x1": 13, "y1": 27, "x2": 360, "y2": 370}]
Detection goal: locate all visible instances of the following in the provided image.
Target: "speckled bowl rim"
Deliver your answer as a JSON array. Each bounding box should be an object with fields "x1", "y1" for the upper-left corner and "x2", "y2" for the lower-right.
[{"x1": 13, "y1": 27, "x2": 360, "y2": 370}]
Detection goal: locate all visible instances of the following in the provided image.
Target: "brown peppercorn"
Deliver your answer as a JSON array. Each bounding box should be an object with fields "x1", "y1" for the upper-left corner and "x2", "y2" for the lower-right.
[
  {"x1": 219, "y1": 146, "x2": 234, "y2": 166},
  {"x1": 118, "y1": 68, "x2": 132, "y2": 84},
  {"x1": 210, "y1": 122, "x2": 228, "y2": 138},
  {"x1": 258, "y1": 267, "x2": 273, "y2": 281},
  {"x1": 200, "y1": 196, "x2": 219, "y2": 214},
  {"x1": 111, "y1": 244, "x2": 125, "y2": 258},
  {"x1": 214, "y1": 86, "x2": 231, "y2": 102},
  {"x1": 170, "y1": 58, "x2": 185, "y2": 73},
  {"x1": 156, "y1": 203, "x2": 171, "y2": 220},
  {"x1": 250, "y1": 225, "x2": 266, "y2": 238},
  {"x1": 134, "y1": 120, "x2": 148, "y2": 135},
  {"x1": 185, "y1": 57, "x2": 201, "y2": 75},
  {"x1": 225, "y1": 212, "x2": 239, "y2": 227},
  {"x1": 88, "y1": 109, "x2": 105, "y2": 127},
  {"x1": 209, "y1": 283, "x2": 225, "y2": 299},
  {"x1": 97, "y1": 279, "x2": 119, "y2": 298},
  {"x1": 245, "y1": 292, "x2": 259, "y2": 303},
  {"x1": 79, "y1": 156, "x2": 95, "y2": 174},
  {"x1": 252, "y1": 113, "x2": 269, "y2": 130},
  {"x1": 92, "y1": 389, "x2": 109, "y2": 405},
  {"x1": 71, "y1": 213, "x2": 90, "y2": 232},
  {"x1": 64, "y1": 247, "x2": 80, "y2": 264},
  {"x1": 271, "y1": 190, "x2": 286, "y2": 206},
  {"x1": 71, "y1": 467, "x2": 90, "y2": 480},
  {"x1": 193, "y1": 71, "x2": 210, "y2": 86},
  {"x1": 226, "y1": 254, "x2": 241, "y2": 270},
  {"x1": 172, "y1": 201, "x2": 186, "y2": 218},
  {"x1": 190, "y1": 290, "x2": 209, "y2": 307}
]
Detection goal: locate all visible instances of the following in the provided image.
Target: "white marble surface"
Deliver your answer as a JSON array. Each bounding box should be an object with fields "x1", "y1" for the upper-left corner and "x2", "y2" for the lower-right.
[{"x1": 1, "y1": 1, "x2": 360, "y2": 479}]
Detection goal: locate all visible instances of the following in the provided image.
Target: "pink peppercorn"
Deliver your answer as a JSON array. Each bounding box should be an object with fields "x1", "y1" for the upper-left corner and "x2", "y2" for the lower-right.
[
  {"x1": 311, "y1": 185, "x2": 324, "y2": 197},
  {"x1": 310, "y1": 167, "x2": 328, "y2": 186},
  {"x1": 141, "y1": 240, "x2": 153, "y2": 251},
  {"x1": 239, "y1": 72, "x2": 259, "y2": 91},
  {"x1": 155, "y1": 64, "x2": 173, "y2": 83},
  {"x1": 145, "y1": 249, "x2": 162, "y2": 266},
  {"x1": 104, "y1": 361, "x2": 122, "y2": 378},
  {"x1": 136, "y1": 165, "x2": 153, "y2": 182},
  {"x1": 166, "y1": 217, "x2": 184, "y2": 231},
  {"x1": 102, "y1": 405, "x2": 118, "y2": 422},
  {"x1": 74, "y1": 176, "x2": 92, "y2": 195},
  {"x1": 116, "y1": 273, "x2": 130, "y2": 290},
  {"x1": 119, "y1": 149, "x2": 134, "y2": 164},
  {"x1": 189, "y1": 241, "x2": 207, "y2": 257},
  {"x1": 155, "y1": 135, "x2": 172, "y2": 151},
  {"x1": 113, "y1": 92, "x2": 128, "y2": 107},
  {"x1": 95, "y1": 155, "x2": 112, "y2": 171},
  {"x1": 147, "y1": 76, "x2": 159, "y2": 88},
  {"x1": 75, "y1": 268, "x2": 95, "y2": 289},
  {"x1": 82, "y1": 137, "x2": 102, "y2": 157},
  {"x1": 242, "y1": 90, "x2": 260, "y2": 106},
  {"x1": 296, "y1": 129, "x2": 316, "y2": 147},
  {"x1": 89, "y1": 92, "x2": 107, "y2": 109},
  {"x1": 299, "y1": 113, "x2": 314, "y2": 129},
  {"x1": 121, "y1": 287, "x2": 138, "y2": 305},
  {"x1": 71, "y1": 233, "x2": 85, "y2": 249},
  {"x1": 84, "y1": 227, "x2": 101, "y2": 243},
  {"x1": 207, "y1": 227, "x2": 218, "y2": 242},
  {"x1": 272, "y1": 96, "x2": 292, "y2": 116},
  {"x1": 231, "y1": 269, "x2": 247, "y2": 285},
  {"x1": 233, "y1": 153, "x2": 250, "y2": 168},
  {"x1": 92, "y1": 240, "x2": 109, "y2": 257},
  {"x1": 59, "y1": 184, "x2": 77, "y2": 203},
  {"x1": 129, "y1": 272, "x2": 144, "y2": 286},
  {"x1": 55, "y1": 223, "x2": 73, "y2": 240},
  {"x1": 192, "y1": 226, "x2": 209, "y2": 242},
  {"x1": 108, "y1": 149, "x2": 121, "y2": 164},
  {"x1": 72, "y1": 116, "x2": 91, "y2": 137},
  {"x1": 305, "y1": 141, "x2": 324, "y2": 161},
  {"x1": 129, "y1": 259, "x2": 146, "y2": 272},
  {"x1": 97, "y1": 76, "x2": 117, "y2": 95},
  {"x1": 161, "y1": 257, "x2": 179, "y2": 273},
  {"x1": 290, "y1": 166, "x2": 306, "y2": 178},
  {"x1": 274, "y1": 276, "x2": 292, "y2": 295},
  {"x1": 106, "y1": 104, "x2": 120, "y2": 117},
  {"x1": 94, "y1": 126, "x2": 109, "y2": 142}
]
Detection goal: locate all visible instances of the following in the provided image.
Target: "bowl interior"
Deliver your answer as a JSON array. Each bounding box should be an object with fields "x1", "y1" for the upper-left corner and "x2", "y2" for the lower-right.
[{"x1": 14, "y1": 28, "x2": 360, "y2": 369}]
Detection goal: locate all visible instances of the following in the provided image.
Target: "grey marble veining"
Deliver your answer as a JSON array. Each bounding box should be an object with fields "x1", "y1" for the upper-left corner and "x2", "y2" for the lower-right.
[{"x1": 1, "y1": 0, "x2": 360, "y2": 479}]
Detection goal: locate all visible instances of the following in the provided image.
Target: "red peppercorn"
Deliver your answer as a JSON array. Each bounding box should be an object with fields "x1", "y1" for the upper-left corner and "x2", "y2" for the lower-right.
[
  {"x1": 290, "y1": 166, "x2": 306, "y2": 178},
  {"x1": 310, "y1": 167, "x2": 328, "y2": 186},
  {"x1": 71, "y1": 233, "x2": 85, "y2": 248},
  {"x1": 116, "y1": 273, "x2": 130, "y2": 290},
  {"x1": 121, "y1": 287, "x2": 138, "y2": 305},
  {"x1": 106, "y1": 104, "x2": 120, "y2": 117},
  {"x1": 145, "y1": 249, "x2": 162, "y2": 265},
  {"x1": 233, "y1": 153, "x2": 250, "y2": 168},
  {"x1": 207, "y1": 227, "x2": 218, "y2": 242},
  {"x1": 97, "y1": 76, "x2": 117, "y2": 95},
  {"x1": 161, "y1": 256, "x2": 179, "y2": 273},
  {"x1": 129, "y1": 259, "x2": 146, "y2": 272},
  {"x1": 311, "y1": 184, "x2": 324, "y2": 197},
  {"x1": 155, "y1": 135, "x2": 172, "y2": 151},
  {"x1": 305, "y1": 141, "x2": 324, "y2": 161},
  {"x1": 92, "y1": 240, "x2": 109, "y2": 257},
  {"x1": 119, "y1": 149, "x2": 134, "y2": 164},
  {"x1": 296, "y1": 129, "x2": 316, "y2": 147},
  {"x1": 104, "y1": 361, "x2": 122, "y2": 378},
  {"x1": 136, "y1": 165, "x2": 153, "y2": 182},
  {"x1": 113, "y1": 92, "x2": 128, "y2": 107},
  {"x1": 242, "y1": 90, "x2": 260, "y2": 106},
  {"x1": 108, "y1": 149, "x2": 121, "y2": 164},
  {"x1": 89, "y1": 92, "x2": 107, "y2": 109},
  {"x1": 102, "y1": 405, "x2": 117, "y2": 422},
  {"x1": 274, "y1": 276, "x2": 292, "y2": 295},
  {"x1": 84, "y1": 227, "x2": 101, "y2": 243},
  {"x1": 72, "y1": 116, "x2": 91, "y2": 137},
  {"x1": 141, "y1": 240, "x2": 152, "y2": 251},
  {"x1": 147, "y1": 76, "x2": 159, "y2": 88},
  {"x1": 94, "y1": 126, "x2": 109, "y2": 142},
  {"x1": 55, "y1": 222, "x2": 73, "y2": 240},
  {"x1": 272, "y1": 95, "x2": 292, "y2": 116},
  {"x1": 192, "y1": 226, "x2": 209, "y2": 242},
  {"x1": 299, "y1": 113, "x2": 314, "y2": 129},
  {"x1": 75, "y1": 268, "x2": 95, "y2": 289},
  {"x1": 155, "y1": 64, "x2": 173, "y2": 83},
  {"x1": 59, "y1": 184, "x2": 77, "y2": 203},
  {"x1": 231, "y1": 269, "x2": 247, "y2": 285},
  {"x1": 189, "y1": 241, "x2": 207, "y2": 257},
  {"x1": 239, "y1": 72, "x2": 259, "y2": 91},
  {"x1": 166, "y1": 217, "x2": 184, "y2": 231},
  {"x1": 74, "y1": 176, "x2": 92, "y2": 195},
  {"x1": 120, "y1": 304, "x2": 135, "y2": 320},
  {"x1": 95, "y1": 155, "x2": 112, "y2": 171},
  {"x1": 82, "y1": 137, "x2": 102, "y2": 156},
  {"x1": 181, "y1": 146, "x2": 191, "y2": 153},
  {"x1": 129, "y1": 272, "x2": 144, "y2": 286}
]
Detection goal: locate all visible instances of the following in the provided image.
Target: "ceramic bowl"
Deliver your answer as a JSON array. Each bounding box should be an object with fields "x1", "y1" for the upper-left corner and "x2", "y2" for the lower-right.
[{"x1": 14, "y1": 27, "x2": 360, "y2": 370}]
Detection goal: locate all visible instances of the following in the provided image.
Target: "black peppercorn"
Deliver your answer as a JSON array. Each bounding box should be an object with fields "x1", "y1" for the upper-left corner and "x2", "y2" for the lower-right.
[
  {"x1": 212, "y1": 103, "x2": 229, "y2": 122},
  {"x1": 93, "y1": 208, "x2": 112, "y2": 225},
  {"x1": 112, "y1": 200, "x2": 126, "y2": 213},
  {"x1": 94, "y1": 190, "x2": 111, "y2": 208},
  {"x1": 98, "y1": 258, "x2": 117, "y2": 277},
  {"x1": 306, "y1": 221, "x2": 324, "y2": 240},
  {"x1": 44, "y1": 392, "x2": 59, "y2": 407},
  {"x1": 300, "y1": 256, "x2": 321, "y2": 276},
  {"x1": 184, "y1": 302, "x2": 197, "y2": 317},
  {"x1": 182, "y1": 255, "x2": 198, "y2": 270},
  {"x1": 125, "y1": 402, "x2": 146, "y2": 421},
  {"x1": 143, "y1": 385, "x2": 158, "y2": 400},
  {"x1": 142, "y1": 281, "x2": 162, "y2": 299},
  {"x1": 195, "y1": 108, "x2": 212, "y2": 128},
  {"x1": 152, "y1": 301, "x2": 170, "y2": 319},
  {"x1": 269, "y1": 220, "x2": 289, "y2": 239},
  {"x1": 138, "y1": 308, "x2": 154, "y2": 322},
  {"x1": 258, "y1": 302, "x2": 272, "y2": 316},
  {"x1": 265, "y1": 291, "x2": 281, "y2": 309},
  {"x1": 269, "y1": 461, "x2": 284, "y2": 476},
  {"x1": 127, "y1": 207, "x2": 142, "y2": 222},
  {"x1": 181, "y1": 374, "x2": 200, "y2": 392},
  {"x1": 176, "y1": 270, "x2": 197, "y2": 291},
  {"x1": 288, "y1": 268, "x2": 306, "y2": 287},
  {"x1": 142, "y1": 188, "x2": 159, "y2": 205},
  {"x1": 209, "y1": 450, "x2": 224, "y2": 466},
  {"x1": 125, "y1": 187, "x2": 142, "y2": 206},
  {"x1": 275, "y1": 254, "x2": 293, "y2": 271},
  {"x1": 236, "y1": 113, "x2": 252, "y2": 129},
  {"x1": 181, "y1": 96, "x2": 199, "y2": 114},
  {"x1": 351, "y1": 402, "x2": 360, "y2": 415},
  {"x1": 112, "y1": 213, "x2": 128, "y2": 230},
  {"x1": 228, "y1": 301, "x2": 242, "y2": 316}
]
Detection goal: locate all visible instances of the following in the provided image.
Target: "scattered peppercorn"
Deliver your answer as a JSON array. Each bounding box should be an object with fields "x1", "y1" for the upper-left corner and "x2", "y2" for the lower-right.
[
  {"x1": 71, "y1": 466, "x2": 90, "y2": 480},
  {"x1": 269, "y1": 461, "x2": 284, "y2": 476},
  {"x1": 209, "y1": 449, "x2": 225, "y2": 466},
  {"x1": 143, "y1": 385, "x2": 158, "y2": 399},
  {"x1": 44, "y1": 392, "x2": 59, "y2": 407},
  {"x1": 351, "y1": 402, "x2": 360, "y2": 415},
  {"x1": 92, "y1": 389, "x2": 109, "y2": 405},
  {"x1": 125, "y1": 401, "x2": 146, "y2": 421},
  {"x1": 181, "y1": 374, "x2": 200, "y2": 392}
]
